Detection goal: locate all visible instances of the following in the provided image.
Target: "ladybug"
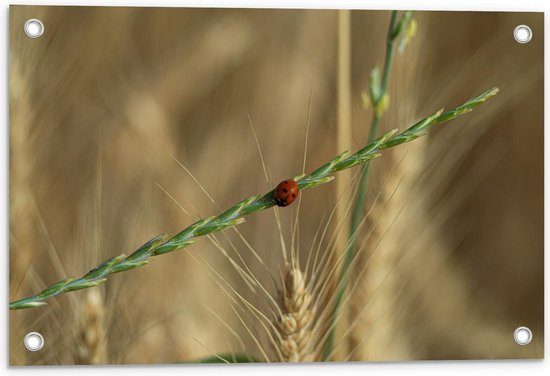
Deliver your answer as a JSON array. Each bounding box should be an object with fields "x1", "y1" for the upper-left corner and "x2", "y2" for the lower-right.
[{"x1": 274, "y1": 179, "x2": 299, "y2": 207}]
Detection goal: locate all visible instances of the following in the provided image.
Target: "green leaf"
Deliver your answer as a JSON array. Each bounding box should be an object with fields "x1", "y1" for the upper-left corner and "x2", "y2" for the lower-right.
[
  {"x1": 374, "y1": 93, "x2": 390, "y2": 118},
  {"x1": 298, "y1": 176, "x2": 335, "y2": 191},
  {"x1": 335, "y1": 153, "x2": 379, "y2": 171},
  {"x1": 153, "y1": 240, "x2": 195, "y2": 255},
  {"x1": 308, "y1": 150, "x2": 350, "y2": 179},
  {"x1": 64, "y1": 279, "x2": 107, "y2": 292},
  {"x1": 391, "y1": 11, "x2": 413, "y2": 40},
  {"x1": 194, "y1": 218, "x2": 245, "y2": 237},
  {"x1": 127, "y1": 234, "x2": 170, "y2": 261},
  {"x1": 437, "y1": 87, "x2": 499, "y2": 124},
  {"x1": 37, "y1": 278, "x2": 75, "y2": 299},
  {"x1": 369, "y1": 66, "x2": 382, "y2": 103},
  {"x1": 217, "y1": 195, "x2": 260, "y2": 222},
  {"x1": 357, "y1": 128, "x2": 397, "y2": 155},
  {"x1": 403, "y1": 109, "x2": 444, "y2": 135},
  {"x1": 111, "y1": 259, "x2": 153, "y2": 273},
  {"x1": 10, "y1": 300, "x2": 48, "y2": 310},
  {"x1": 83, "y1": 254, "x2": 127, "y2": 279}
]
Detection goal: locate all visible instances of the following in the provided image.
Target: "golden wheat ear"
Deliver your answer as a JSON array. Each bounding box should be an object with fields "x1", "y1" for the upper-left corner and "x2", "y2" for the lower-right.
[
  {"x1": 75, "y1": 289, "x2": 107, "y2": 364},
  {"x1": 276, "y1": 263, "x2": 315, "y2": 362}
]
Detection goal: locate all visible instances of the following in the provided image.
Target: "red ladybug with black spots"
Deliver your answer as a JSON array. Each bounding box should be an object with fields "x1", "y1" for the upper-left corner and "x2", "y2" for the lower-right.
[{"x1": 274, "y1": 179, "x2": 299, "y2": 207}]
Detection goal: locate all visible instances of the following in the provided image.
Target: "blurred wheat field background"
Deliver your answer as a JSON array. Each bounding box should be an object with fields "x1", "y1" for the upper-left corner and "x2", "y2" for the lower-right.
[{"x1": 9, "y1": 6, "x2": 543, "y2": 365}]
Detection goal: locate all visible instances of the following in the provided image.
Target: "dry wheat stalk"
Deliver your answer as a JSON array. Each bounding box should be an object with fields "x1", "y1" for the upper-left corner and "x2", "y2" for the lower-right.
[
  {"x1": 75, "y1": 289, "x2": 107, "y2": 364},
  {"x1": 276, "y1": 263, "x2": 315, "y2": 362}
]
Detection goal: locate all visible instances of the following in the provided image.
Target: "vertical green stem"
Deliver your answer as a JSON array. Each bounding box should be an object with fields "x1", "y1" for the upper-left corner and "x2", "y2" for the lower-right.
[
  {"x1": 350, "y1": 10, "x2": 397, "y2": 241},
  {"x1": 323, "y1": 10, "x2": 400, "y2": 361},
  {"x1": 345, "y1": 10, "x2": 397, "y2": 244}
]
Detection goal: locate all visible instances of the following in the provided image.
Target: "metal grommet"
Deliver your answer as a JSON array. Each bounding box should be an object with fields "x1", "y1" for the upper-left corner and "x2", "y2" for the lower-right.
[
  {"x1": 24, "y1": 332, "x2": 45, "y2": 351},
  {"x1": 513, "y1": 326, "x2": 532, "y2": 346},
  {"x1": 513, "y1": 25, "x2": 532, "y2": 44},
  {"x1": 24, "y1": 18, "x2": 44, "y2": 39}
]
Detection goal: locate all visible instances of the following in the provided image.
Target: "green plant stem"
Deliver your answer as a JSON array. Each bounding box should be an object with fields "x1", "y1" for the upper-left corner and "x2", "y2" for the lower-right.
[
  {"x1": 353, "y1": 10, "x2": 398, "y2": 229},
  {"x1": 323, "y1": 10, "x2": 401, "y2": 361},
  {"x1": 9, "y1": 87, "x2": 498, "y2": 311}
]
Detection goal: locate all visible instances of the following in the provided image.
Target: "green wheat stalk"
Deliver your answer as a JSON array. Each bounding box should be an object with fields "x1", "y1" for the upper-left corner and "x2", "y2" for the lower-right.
[
  {"x1": 324, "y1": 10, "x2": 413, "y2": 360},
  {"x1": 9, "y1": 87, "x2": 499, "y2": 310},
  {"x1": 351, "y1": 10, "x2": 412, "y2": 256}
]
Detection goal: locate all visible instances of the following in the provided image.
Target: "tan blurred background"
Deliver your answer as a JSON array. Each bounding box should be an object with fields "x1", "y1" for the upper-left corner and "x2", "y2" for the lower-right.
[{"x1": 9, "y1": 7, "x2": 543, "y2": 365}]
